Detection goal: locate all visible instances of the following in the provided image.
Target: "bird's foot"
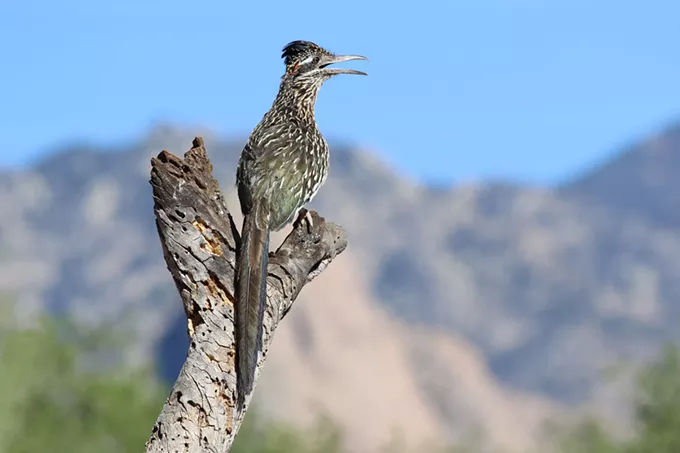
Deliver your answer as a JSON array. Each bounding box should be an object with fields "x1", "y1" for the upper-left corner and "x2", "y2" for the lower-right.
[
  {"x1": 304, "y1": 210, "x2": 315, "y2": 233},
  {"x1": 294, "y1": 208, "x2": 318, "y2": 235}
]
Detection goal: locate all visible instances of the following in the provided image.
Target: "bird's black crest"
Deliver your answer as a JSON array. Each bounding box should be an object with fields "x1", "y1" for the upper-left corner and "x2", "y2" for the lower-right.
[{"x1": 281, "y1": 40, "x2": 326, "y2": 66}]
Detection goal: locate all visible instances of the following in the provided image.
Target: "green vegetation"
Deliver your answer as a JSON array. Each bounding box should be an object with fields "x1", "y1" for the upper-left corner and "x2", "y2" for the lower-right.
[
  {"x1": 1, "y1": 307, "x2": 679, "y2": 453},
  {"x1": 557, "y1": 345, "x2": 680, "y2": 453},
  {"x1": 0, "y1": 314, "x2": 167, "y2": 453},
  {"x1": 232, "y1": 412, "x2": 345, "y2": 453}
]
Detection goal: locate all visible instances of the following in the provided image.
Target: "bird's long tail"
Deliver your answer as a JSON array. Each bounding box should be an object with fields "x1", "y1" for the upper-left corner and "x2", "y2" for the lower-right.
[{"x1": 236, "y1": 209, "x2": 270, "y2": 409}]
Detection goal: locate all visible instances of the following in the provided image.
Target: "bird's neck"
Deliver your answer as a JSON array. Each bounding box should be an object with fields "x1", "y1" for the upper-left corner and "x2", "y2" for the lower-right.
[{"x1": 270, "y1": 77, "x2": 323, "y2": 122}]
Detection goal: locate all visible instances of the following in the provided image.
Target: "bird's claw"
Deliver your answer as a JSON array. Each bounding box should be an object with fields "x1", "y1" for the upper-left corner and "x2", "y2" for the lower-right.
[
  {"x1": 303, "y1": 210, "x2": 315, "y2": 233},
  {"x1": 294, "y1": 208, "x2": 316, "y2": 234}
]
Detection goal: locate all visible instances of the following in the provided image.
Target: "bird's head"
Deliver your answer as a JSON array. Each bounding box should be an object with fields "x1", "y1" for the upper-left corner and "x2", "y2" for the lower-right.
[{"x1": 281, "y1": 40, "x2": 368, "y2": 82}]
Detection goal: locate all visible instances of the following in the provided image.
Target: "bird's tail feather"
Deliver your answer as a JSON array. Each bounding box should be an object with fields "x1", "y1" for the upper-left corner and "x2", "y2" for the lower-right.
[{"x1": 236, "y1": 210, "x2": 270, "y2": 409}]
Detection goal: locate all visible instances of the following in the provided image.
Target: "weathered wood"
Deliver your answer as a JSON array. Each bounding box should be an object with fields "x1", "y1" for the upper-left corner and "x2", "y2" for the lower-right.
[{"x1": 144, "y1": 137, "x2": 347, "y2": 453}]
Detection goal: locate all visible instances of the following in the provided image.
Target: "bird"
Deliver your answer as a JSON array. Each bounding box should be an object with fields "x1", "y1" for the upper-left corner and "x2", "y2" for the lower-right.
[{"x1": 234, "y1": 40, "x2": 368, "y2": 406}]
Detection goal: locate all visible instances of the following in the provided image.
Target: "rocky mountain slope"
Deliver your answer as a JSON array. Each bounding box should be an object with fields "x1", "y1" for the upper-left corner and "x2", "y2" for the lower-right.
[{"x1": 2, "y1": 122, "x2": 680, "y2": 451}]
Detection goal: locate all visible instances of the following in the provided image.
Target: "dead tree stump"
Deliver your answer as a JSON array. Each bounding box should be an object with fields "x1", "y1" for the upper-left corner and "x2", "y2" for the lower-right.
[{"x1": 144, "y1": 137, "x2": 347, "y2": 453}]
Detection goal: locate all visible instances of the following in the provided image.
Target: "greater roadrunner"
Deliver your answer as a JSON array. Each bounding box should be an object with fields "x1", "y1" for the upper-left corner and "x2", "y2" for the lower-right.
[{"x1": 235, "y1": 40, "x2": 367, "y2": 405}]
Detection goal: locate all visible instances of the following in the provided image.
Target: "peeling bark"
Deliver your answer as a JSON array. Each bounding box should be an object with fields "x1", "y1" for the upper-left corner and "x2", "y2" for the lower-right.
[{"x1": 144, "y1": 137, "x2": 347, "y2": 453}]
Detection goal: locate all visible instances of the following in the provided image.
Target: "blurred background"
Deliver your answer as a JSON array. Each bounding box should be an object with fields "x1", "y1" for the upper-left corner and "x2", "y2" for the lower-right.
[{"x1": 2, "y1": 1, "x2": 680, "y2": 452}]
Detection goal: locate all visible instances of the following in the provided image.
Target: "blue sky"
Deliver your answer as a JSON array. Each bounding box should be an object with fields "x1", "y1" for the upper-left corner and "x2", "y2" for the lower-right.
[{"x1": 1, "y1": 0, "x2": 679, "y2": 184}]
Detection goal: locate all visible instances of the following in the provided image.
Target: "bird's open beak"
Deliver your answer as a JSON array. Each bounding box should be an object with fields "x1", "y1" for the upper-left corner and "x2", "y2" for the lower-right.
[{"x1": 319, "y1": 54, "x2": 369, "y2": 76}]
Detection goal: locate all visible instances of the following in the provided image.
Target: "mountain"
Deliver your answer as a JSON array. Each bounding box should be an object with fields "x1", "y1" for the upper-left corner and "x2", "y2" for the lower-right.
[
  {"x1": 2, "y1": 122, "x2": 680, "y2": 451},
  {"x1": 561, "y1": 123, "x2": 680, "y2": 226}
]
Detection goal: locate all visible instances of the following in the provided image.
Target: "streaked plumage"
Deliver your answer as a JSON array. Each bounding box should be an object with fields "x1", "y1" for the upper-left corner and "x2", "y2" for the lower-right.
[{"x1": 234, "y1": 40, "x2": 367, "y2": 407}]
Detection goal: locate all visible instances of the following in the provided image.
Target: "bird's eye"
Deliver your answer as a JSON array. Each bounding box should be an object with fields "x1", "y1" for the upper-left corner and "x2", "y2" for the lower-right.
[{"x1": 299, "y1": 55, "x2": 314, "y2": 65}]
